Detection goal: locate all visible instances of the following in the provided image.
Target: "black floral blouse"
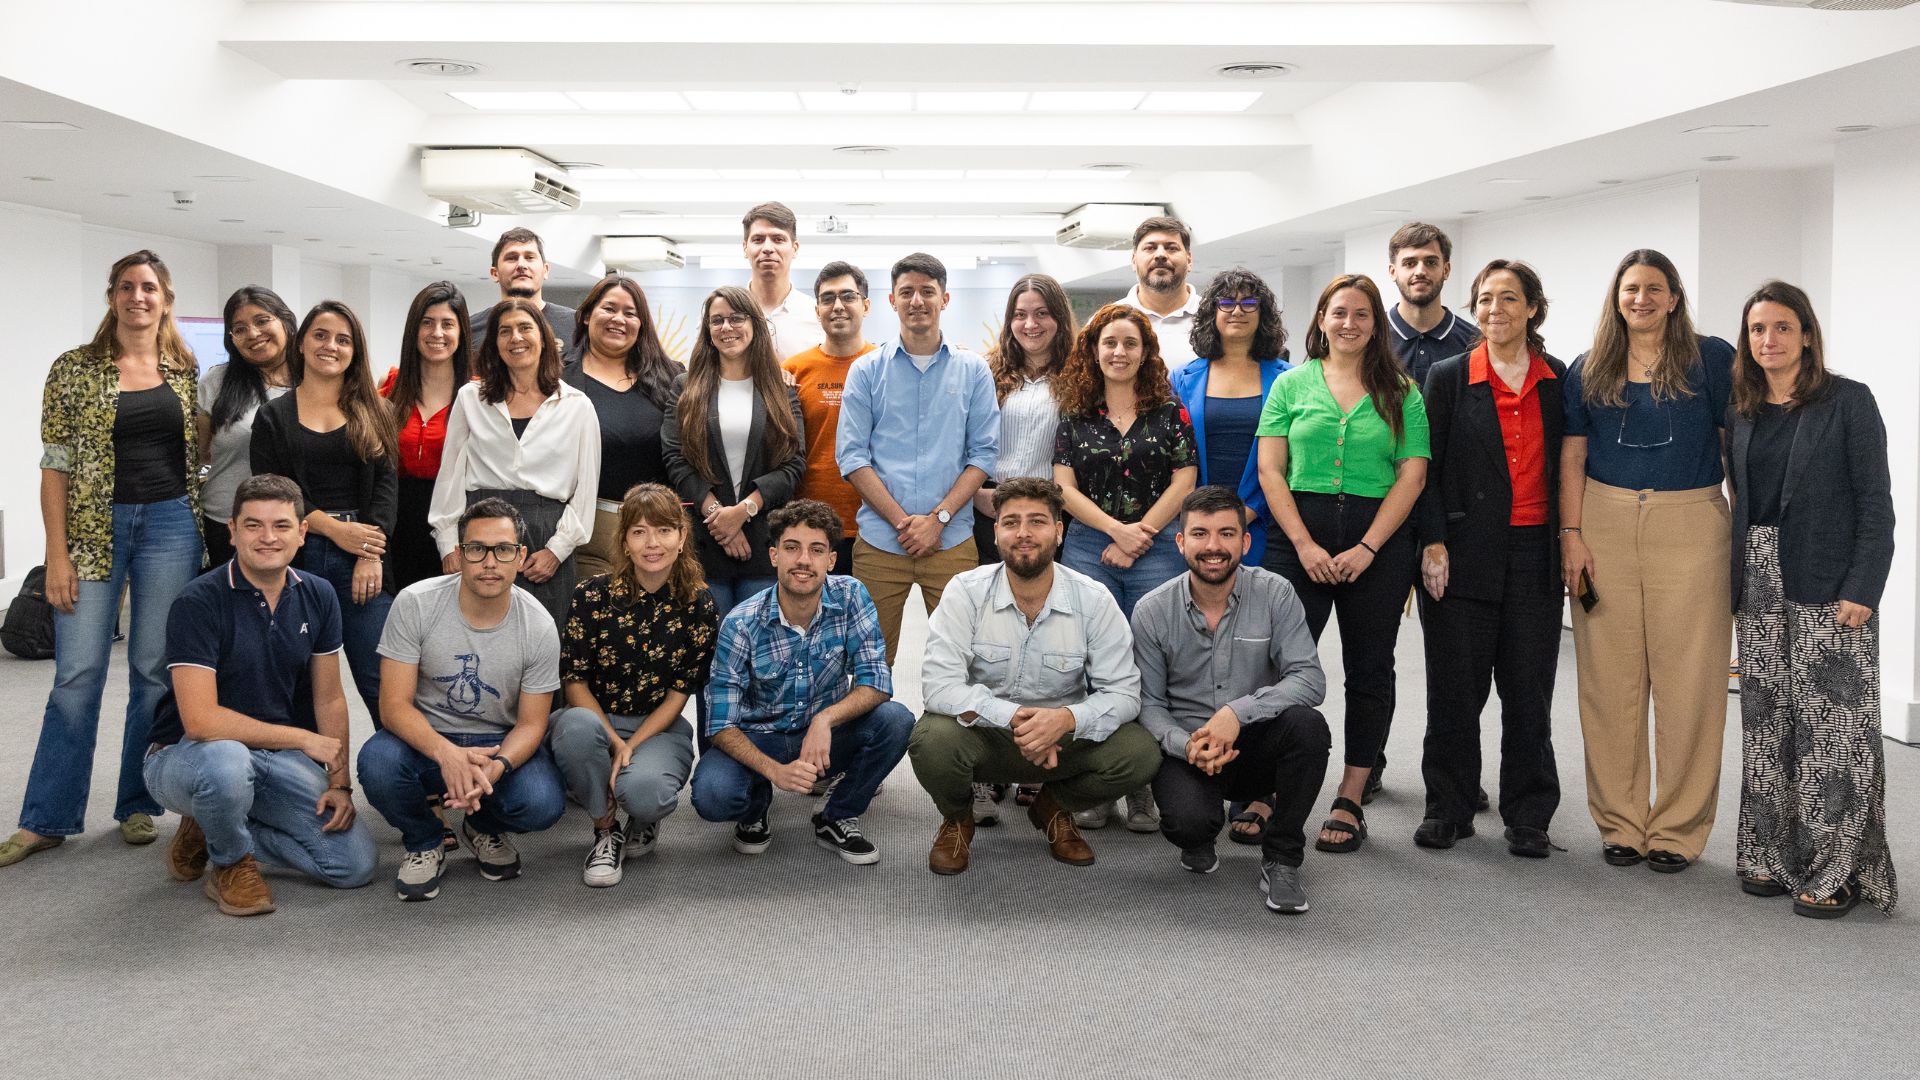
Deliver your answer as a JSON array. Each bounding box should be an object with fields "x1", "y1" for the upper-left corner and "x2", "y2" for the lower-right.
[
  {"x1": 1053, "y1": 398, "x2": 1198, "y2": 523},
  {"x1": 560, "y1": 574, "x2": 719, "y2": 719}
]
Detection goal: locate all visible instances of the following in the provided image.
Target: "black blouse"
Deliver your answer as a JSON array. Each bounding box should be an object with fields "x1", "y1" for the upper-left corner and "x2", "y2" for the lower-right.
[
  {"x1": 563, "y1": 361, "x2": 671, "y2": 502},
  {"x1": 560, "y1": 574, "x2": 719, "y2": 719},
  {"x1": 1052, "y1": 398, "x2": 1197, "y2": 523},
  {"x1": 113, "y1": 384, "x2": 187, "y2": 504},
  {"x1": 1745, "y1": 402, "x2": 1801, "y2": 527}
]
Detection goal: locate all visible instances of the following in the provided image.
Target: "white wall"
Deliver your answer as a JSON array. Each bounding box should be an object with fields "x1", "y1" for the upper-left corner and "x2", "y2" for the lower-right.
[
  {"x1": 0, "y1": 203, "x2": 84, "y2": 590},
  {"x1": 80, "y1": 224, "x2": 221, "y2": 323}
]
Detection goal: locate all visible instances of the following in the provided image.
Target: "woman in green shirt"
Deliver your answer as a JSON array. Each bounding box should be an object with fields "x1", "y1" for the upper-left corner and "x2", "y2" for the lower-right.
[{"x1": 1256, "y1": 274, "x2": 1429, "y2": 854}]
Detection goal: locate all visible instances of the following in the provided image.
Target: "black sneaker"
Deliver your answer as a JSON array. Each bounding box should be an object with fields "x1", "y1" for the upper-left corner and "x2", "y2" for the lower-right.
[
  {"x1": 813, "y1": 813, "x2": 879, "y2": 865},
  {"x1": 733, "y1": 813, "x2": 772, "y2": 855},
  {"x1": 1180, "y1": 846, "x2": 1219, "y2": 874},
  {"x1": 1362, "y1": 762, "x2": 1385, "y2": 805}
]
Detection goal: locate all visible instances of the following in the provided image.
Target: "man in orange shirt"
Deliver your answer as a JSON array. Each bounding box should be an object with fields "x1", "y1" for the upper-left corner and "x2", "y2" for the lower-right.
[{"x1": 783, "y1": 261, "x2": 877, "y2": 571}]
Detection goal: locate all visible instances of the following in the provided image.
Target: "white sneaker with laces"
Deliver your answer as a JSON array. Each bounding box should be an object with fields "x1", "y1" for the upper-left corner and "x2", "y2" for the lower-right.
[
  {"x1": 626, "y1": 817, "x2": 658, "y2": 858},
  {"x1": 582, "y1": 825, "x2": 627, "y2": 888}
]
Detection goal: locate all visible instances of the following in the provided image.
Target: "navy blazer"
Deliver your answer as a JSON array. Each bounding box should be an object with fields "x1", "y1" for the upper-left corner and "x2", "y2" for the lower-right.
[
  {"x1": 1415, "y1": 348, "x2": 1566, "y2": 604},
  {"x1": 1727, "y1": 376, "x2": 1893, "y2": 612},
  {"x1": 1169, "y1": 356, "x2": 1289, "y2": 564}
]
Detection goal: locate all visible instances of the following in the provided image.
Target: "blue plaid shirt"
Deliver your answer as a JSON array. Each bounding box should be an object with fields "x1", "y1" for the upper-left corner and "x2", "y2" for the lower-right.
[{"x1": 705, "y1": 576, "x2": 892, "y2": 735}]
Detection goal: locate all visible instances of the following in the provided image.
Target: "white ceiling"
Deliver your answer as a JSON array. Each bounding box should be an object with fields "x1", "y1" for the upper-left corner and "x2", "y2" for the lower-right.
[{"x1": 3, "y1": 0, "x2": 1919, "y2": 291}]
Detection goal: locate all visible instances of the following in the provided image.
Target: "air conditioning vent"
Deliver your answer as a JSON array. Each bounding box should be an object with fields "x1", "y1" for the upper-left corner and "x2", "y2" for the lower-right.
[
  {"x1": 1055, "y1": 203, "x2": 1169, "y2": 250},
  {"x1": 420, "y1": 148, "x2": 581, "y2": 215},
  {"x1": 600, "y1": 235, "x2": 685, "y2": 272}
]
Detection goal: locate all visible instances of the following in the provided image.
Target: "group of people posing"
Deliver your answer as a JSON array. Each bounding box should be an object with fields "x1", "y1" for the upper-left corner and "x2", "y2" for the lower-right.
[{"x1": 1, "y1": 206, "x2": 1897, "y2": 922}]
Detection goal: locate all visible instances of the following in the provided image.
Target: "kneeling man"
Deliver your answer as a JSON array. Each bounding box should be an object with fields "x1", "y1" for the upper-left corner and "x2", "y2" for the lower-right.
[
  {"x1": 358, "y1": 498, "x2": 567, "y2": 900},
  {"x1": 911, "y1": 477, "x2": 1158, "y2": 874},
  {"x1": 690, "y1": 500, "x2": 913, "y2": 864},
  {"x1": 1133, "y1": 486, "x2": 1331, "y2": 913},
  {"x1": 144, "y1": 474, "x2": 377, "y2": 915}
]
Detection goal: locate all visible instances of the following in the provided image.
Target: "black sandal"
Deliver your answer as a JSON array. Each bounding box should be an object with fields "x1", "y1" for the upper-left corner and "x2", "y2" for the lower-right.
[
  {"x1": 1738, "y1": 872, "x2": 1788, "y2": 898},
  {"x1": 1228, "y1": 807, "x2": 1268, "y2": 847},
  {"x1": 1792, "y1": 881, "x2": 1860, "y2": 920},
  {"x1": 1314, "y1": 796, "x2": 1367, "y2": 854}
]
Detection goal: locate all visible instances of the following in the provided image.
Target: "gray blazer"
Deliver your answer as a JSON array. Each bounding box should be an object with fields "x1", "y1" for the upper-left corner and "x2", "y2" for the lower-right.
[{"x1": 1728, "y1": 376, "x2": 1893, "y2": 611}]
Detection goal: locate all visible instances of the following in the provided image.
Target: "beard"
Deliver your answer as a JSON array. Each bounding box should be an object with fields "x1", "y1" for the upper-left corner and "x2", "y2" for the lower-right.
[
  {"x1": 504, "y1": 281, "x2": 538, "y2": 298},
  {"x1": 1187, "y1": 554, "x2": 1238, "y2": 585},
  {"x1": 1001, "y1": 542, "x2": 1056, "y2": 580}
]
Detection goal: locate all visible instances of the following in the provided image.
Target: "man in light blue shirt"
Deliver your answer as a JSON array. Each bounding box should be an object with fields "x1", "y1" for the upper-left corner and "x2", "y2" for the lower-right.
[{"x1": 835, "y1": 251, "x2": 1000, "y2": 665}]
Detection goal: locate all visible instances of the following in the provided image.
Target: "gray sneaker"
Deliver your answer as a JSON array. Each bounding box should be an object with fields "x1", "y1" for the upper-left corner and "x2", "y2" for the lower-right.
[
  {"x1": 395, "y1": 847, "x2": 445, "y2": 902},
  {"x1": 972, "y1": 783, "x2": 1001, "y2": 827},
  {"x1": 460, "y1": 820, "x2": 522, "y2": 881},
  {"x1": 1260, "y1": 859, "x2": 1309, "y2": 914},
  {"x1": 1073, "y1": 801, "x2": 1113, "y2": 830},
  {"x1": 1124, "y1": 787, "x2": 1160, "y2": 833},
  {"x1": 582, "y1": 825, "x2": 627, "y2": 888},
  {"x1": 627, "y1": 818, "x2": 658, "y2": 858}
]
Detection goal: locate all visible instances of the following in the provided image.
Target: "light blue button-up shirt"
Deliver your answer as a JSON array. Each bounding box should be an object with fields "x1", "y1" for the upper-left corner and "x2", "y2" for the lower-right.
[{"x1": 834, "y1": 337, "x2": 1000, "y2": 554}]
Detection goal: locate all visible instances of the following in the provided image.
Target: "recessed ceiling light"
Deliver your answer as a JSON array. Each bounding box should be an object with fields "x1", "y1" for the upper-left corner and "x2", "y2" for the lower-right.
[
  {"x1": 265, "y1": 229, "x2": 284, "y2": 234},
  {"x1": 1214, "y1": 62, "x2": 1296, "y2": 80},
  {"x1": 447, "y1": 91, "x2": 578, "y2": 111},
  {"x1": 170, "y1": 206, "x2": 190, "y2": 212},
  {"x1": 1523, "y1": 195, "x2": 1552, "y2": 201},
  {"x1": 194, "y1": 175, "x2": 251, "y2": 183},
  {"x1": 1288, "y1": 247, "x2": 1306, "y2": 253},
  {"x1": 682, "y1": 91, "x2": 801, "y2": 112},
  {"x1": 1484, "y1": 177, "x2": 1531, "y2": 185},
  {"x1": 1701, "y1": 155, "x2": 1739, "y2": 162},
  {"x1": 1082, "y1": 162, "x2": 1137, "y2": 172},
  {"x1": 914, "y1": 91, "x2": 1029, "y2": 112},
  {"x1": 1028, "y1": 91, "x2": 1144, "y2": 112},
  {"x1": 1460, "y1": 210, "x2": 1484, "y2": 215},
  {"x1": 104, "y1": 192, "x2": 130, "y2": 198},
  {"x1": 1322, "y1": 239, "x2": 1344, "y2": 246},
  {"x1": 800, "y1": 91, "x2": 913, "y2": 113},
  {"x1": 1836, "y1": 124, "x2": 1877, "y2": 133},
  {"x1": 304, "y1": 237, "x2": 322, "y2": 242},
  {"x1": 1139, "y1": 92, "x2": 1261, "y2": 113},
  {"x1": 833, "y1": 145, "x2": 895, "y2": 156},
  {"x1": 1683, "y1": 124, "x2": 1766, "y2": 135},
  {"x1": 218, "y1": 218, "x2": 244, "y2": 223},
  {"x1": 399, "y1": 58, "x2": 484, "y2": 77},
  {"x1": 567, "y1": 92, "x2": 689, "y2": 112},
  {"x1": 3, "y1": 120, "x2": 79, "y2": 131},
  {"x1": 24, "y1": 176, "x2": 52, "y2": 182},
  {"x1": 1597, "y1": 179, "x2": 1626, "y2": 185}
]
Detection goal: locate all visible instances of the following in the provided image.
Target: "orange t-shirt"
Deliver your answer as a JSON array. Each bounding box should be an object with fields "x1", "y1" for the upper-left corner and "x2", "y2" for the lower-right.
[{"x1": 783, "y1": 343, "x2": 874, "y2": 535}]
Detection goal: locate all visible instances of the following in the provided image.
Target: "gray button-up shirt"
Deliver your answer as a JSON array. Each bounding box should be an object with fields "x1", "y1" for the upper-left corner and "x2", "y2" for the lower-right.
[
  {"x1": 1131, "y1": 565, "x2": 1325, "y2": 758},
  {"x1": 922, "y1": 561, "x2": 1142, "y2": 742}
]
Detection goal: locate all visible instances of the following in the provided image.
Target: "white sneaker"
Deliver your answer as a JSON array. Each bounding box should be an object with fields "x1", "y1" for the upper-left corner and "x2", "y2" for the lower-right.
[
  {"x1": 1073, "y1": 801, "x2": 1114, "y2": 830},
  {"x1": 1124, "y1": 787, "x2": 1160, "y2": 833},
  {"x1": 972, "y1": 783, "x2": 1001, "y2": 827},
  {"x1": 396, "y1": 847, "x2": 444, "y2": 902},
  {"x1": 582, "y1": 825, "x2": 627, "y2": 888},
  {"x1": 626, "y1": 818, "x2": 658, "y2": 858},
  {"x1": 460, "y1": 820, "x2": 522, "y2": 881}
]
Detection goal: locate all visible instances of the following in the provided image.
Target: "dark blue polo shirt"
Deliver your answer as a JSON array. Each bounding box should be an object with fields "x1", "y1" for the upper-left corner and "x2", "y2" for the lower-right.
[
  {"x1": 1563, "y1": 335, "x2": 1735, "y2": 492},
  {"x1": 149, "y1": 561, "x2": 344, "y2": 747},
  {"x1": 1387, "y1": 305, "x2": 1479, "y2": 386}
]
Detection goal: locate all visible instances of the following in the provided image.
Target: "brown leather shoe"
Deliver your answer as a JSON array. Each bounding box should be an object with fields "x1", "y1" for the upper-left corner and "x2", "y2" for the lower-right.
[
  {"x1": 1027, "y1": 788, "x2": 1095, "y2": 866},
  {"x1": 167, "y1": 816, "x2": 209, "y2": 882},
  {"x1": 203, "y1": 854, "x2": 276, "y2": 916},
  {"x1": 929, "y1": 815, "x2": 976, "y2": 876}
]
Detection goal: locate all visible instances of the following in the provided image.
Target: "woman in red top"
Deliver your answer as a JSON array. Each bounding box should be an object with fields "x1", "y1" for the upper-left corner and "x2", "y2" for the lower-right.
[
  {"x1": 381, "y1": 281, "x2": 471, "y2": 588},
  {"x1": 1413, "y1": 259, "x2": 1566, "y2": 857}
]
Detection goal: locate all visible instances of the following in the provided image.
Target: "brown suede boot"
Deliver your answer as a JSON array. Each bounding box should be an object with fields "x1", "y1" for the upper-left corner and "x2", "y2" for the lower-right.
[
  {"x1": 167, "y1": 816, "x2": 209, "y2": 882},
  {"x1": 929, "y1": 815, "x2": 976, "y2": 876},
  {"x1": 1027, "y1": 787, "x2": 1095, "y2": 866},
  {"x1": 203, "y1": 854, "x2": 276, "y2": 916}
]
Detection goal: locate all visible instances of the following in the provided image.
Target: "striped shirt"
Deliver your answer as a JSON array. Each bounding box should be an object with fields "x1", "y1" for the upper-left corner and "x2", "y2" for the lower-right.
[
  {"x1": 993, "y1": 374, "x2": 1060, "y2": 483},
  {"x1": 704, "y1": 575, "x2": 892, "y2": 735}
]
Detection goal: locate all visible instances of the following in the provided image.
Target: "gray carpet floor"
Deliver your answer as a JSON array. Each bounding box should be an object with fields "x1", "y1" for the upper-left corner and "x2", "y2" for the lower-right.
[{"x1": 1, "y1": 591, "x2": 1913, "y2": 1080}]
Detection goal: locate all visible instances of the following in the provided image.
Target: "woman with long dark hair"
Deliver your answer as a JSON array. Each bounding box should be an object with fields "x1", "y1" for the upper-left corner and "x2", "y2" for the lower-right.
[
  {"x1": 974, "y1": 274, "x2": 1076, "y2": 564},
  {"x1": 200, "y1": 286, "x2": 295, "y2": 565},
  {"x1": 1256, "y1": 274, "x2": 1429, "y2": 854},
  {"x1": 1727, "y1": 280, "x2": 1895, "y2": 917},
  {"x1": 1560, "y1": 249, "x2": 1734, "y2": 874},
  {"x1": 660, "y1": 286, "x2": 805, "y2": 617},
  {"x1": 251, "y1": 300, "x2": 398, "y2": 722},
  {"x1": 2, "y1": 250, "x2": 204, "y2": 868},
  {"x1": 550, "y1": 483, "x2": 719, "y2": 887},
  {"x1": 563, "y1": 275, "x2": 683, "y2": 579},
  {"x1": 430, "y1": 298, "x2": 602, "y2": 626},
  {"x1": 1415, "y1": 260, "x2": 1564, "y2": 857},
  {"x1": 381, "y1": 281, "x2": 469, "y2": 589}
]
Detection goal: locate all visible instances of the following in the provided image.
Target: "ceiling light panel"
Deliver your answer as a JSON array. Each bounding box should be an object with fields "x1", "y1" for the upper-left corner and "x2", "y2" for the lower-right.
[
  {"x1": 966, "y1": 170, "x2": 1048, "y2": 180},
  {"x1": 882, "y1": 170, "x2": 965, "y2": 180},
  {"x1": 1026, "y1": 91, "x2": 1144, "y2": 112},
  {"x1": 1046, "y1": 168, "x2": 1131, "y2": 180},
  {"x1": 567, "y1": 92, "x2": 689, "y2": 112},
  {"x1": 798, "y1": 169, "x2": 885, "y2": 180},
  {"x1": 447, "y1": 91, "x2": 578, "y2": 111},
  {"x1": 718, "y1": 168, "x2": 802, "y2": 180},
  {"x1": 634, "y1": 168, "x2": 719, "y2": 180},
  {"x1": 1139, "y1": 92, "x2": 1261, "y2": 112},
  {"x1": 681, "y1": 91, "x2": 802, "y2": 112},
  {"x1": 914, "y1": 92, "x2": 1030, "y2": 112},
  {"x1": 800, "y1": 91, "x2": 913, "y2": 113}
]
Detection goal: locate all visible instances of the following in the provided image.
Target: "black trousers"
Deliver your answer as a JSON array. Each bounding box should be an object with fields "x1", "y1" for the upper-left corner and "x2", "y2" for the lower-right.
[
  {"x1": 1417, "y1": 525, "x2": 1561, "y2": 828},
  {"x1": 1152, "y1": 705, "x2": 1332, "y2": 867},
  {"x1": 391, "y1": 475, "x2": 443, "y2": 591},
  {"x1": 1263, "y1": 492, "x2": 1416, "y2": 769}
]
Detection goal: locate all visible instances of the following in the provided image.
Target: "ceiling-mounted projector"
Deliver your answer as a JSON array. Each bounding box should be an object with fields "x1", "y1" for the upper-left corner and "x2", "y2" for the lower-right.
[{"x1": 421, "y1": 148, "x2": 582, "y2": 215}]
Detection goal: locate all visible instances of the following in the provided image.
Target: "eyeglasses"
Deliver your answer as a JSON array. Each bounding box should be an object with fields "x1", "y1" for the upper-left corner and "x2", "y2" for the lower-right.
[
  {"x1": 1615, "y1": 402, "x2": 1674, "y2": 449},
  {"x1": 707, "y1": 313, "x2": 751, "y2": 330},
  {"x1": 229, "y1": 316, "x2": 280, "y2": 337},
  {"x1": 816, "y1": 290, "x2": 864, "y2": 308},
  {"x1": 459, "y1": 542, "x2": 523, "y2": 564},
  {"x1": 1215, "y1": 298, "x2": 1260, "y2": 313}
]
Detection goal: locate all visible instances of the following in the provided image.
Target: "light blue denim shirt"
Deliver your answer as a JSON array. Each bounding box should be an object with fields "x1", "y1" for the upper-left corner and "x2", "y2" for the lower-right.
[{"x1": 834, "y1": 337, "x2": 1000, "y2": 554}]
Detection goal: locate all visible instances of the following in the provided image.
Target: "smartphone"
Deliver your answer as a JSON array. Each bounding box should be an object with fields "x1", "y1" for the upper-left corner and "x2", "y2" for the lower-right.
[{"x1": 1576, "y1": 570, "x2": 1598, "y2": 613}]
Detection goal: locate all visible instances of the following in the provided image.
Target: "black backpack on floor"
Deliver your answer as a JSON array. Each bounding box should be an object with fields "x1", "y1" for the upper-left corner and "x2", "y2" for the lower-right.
[{"x1": 3, "y1": 565, "x2": 57, "y2": 660}]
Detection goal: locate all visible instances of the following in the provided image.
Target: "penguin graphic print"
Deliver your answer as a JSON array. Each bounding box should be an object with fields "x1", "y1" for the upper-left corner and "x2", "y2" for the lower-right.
[{"x1": 434, "y1": 652, "x2": 502, "y2": 716}]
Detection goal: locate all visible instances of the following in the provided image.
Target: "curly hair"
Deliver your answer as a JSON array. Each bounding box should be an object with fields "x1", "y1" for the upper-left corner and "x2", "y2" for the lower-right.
[
  {"x1": 1189, "y1": 268, "x2": 1287, "y2": 362},
  {"x1": 1052, "y1": 304, "x2": 1174, "y2": 418}
]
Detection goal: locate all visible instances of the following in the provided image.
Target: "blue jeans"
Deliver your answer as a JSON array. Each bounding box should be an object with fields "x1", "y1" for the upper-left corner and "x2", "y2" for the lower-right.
[
  {"x1": 1060, "y1": 521, "x2": 1185, "y2": 619},
  {"x1": 142, "y1": 739, "x2": 376, "y2": 887},
  {"x1": 356, "y1": 729, "x2": 565, "y2": 853},
  {"x1": 695, "y1": 575, "x2": 775, "y2": 745},
  {"x1": 299, "y1": 534, "x2": 391, "y2": 723},
  {"x1": 690, "y1": 701, "x2": 914, "y2": 824},
  {"x1": 20, "y1": 496, "x2": 201, "y2": 835}
]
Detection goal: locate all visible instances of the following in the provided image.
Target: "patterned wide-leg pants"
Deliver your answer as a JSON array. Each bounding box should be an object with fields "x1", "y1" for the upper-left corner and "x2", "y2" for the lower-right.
[{"x1": 1735, "y1": 525, "x2": 1897, "y2": 913}]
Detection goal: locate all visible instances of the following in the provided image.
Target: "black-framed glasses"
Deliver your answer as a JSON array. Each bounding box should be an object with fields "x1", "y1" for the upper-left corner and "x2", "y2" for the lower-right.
[
  {"x1": 1215, "y1": 297, "x2": 1260, "y2": 313},
  {"x1": 707, "y1": 313, "x2": 751, "y2": 330},
  {"x1": 816, "y1": 290, "x2": 864, "y2": 308},
  {"x1": 459, "y1": 542, "x2": 523, "y2": 564}
]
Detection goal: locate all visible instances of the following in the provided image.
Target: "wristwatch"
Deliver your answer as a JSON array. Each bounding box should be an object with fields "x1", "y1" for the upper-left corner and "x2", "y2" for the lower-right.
[{"x1": 935, "y1": 508, "x2": 952, "y2": 524}]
